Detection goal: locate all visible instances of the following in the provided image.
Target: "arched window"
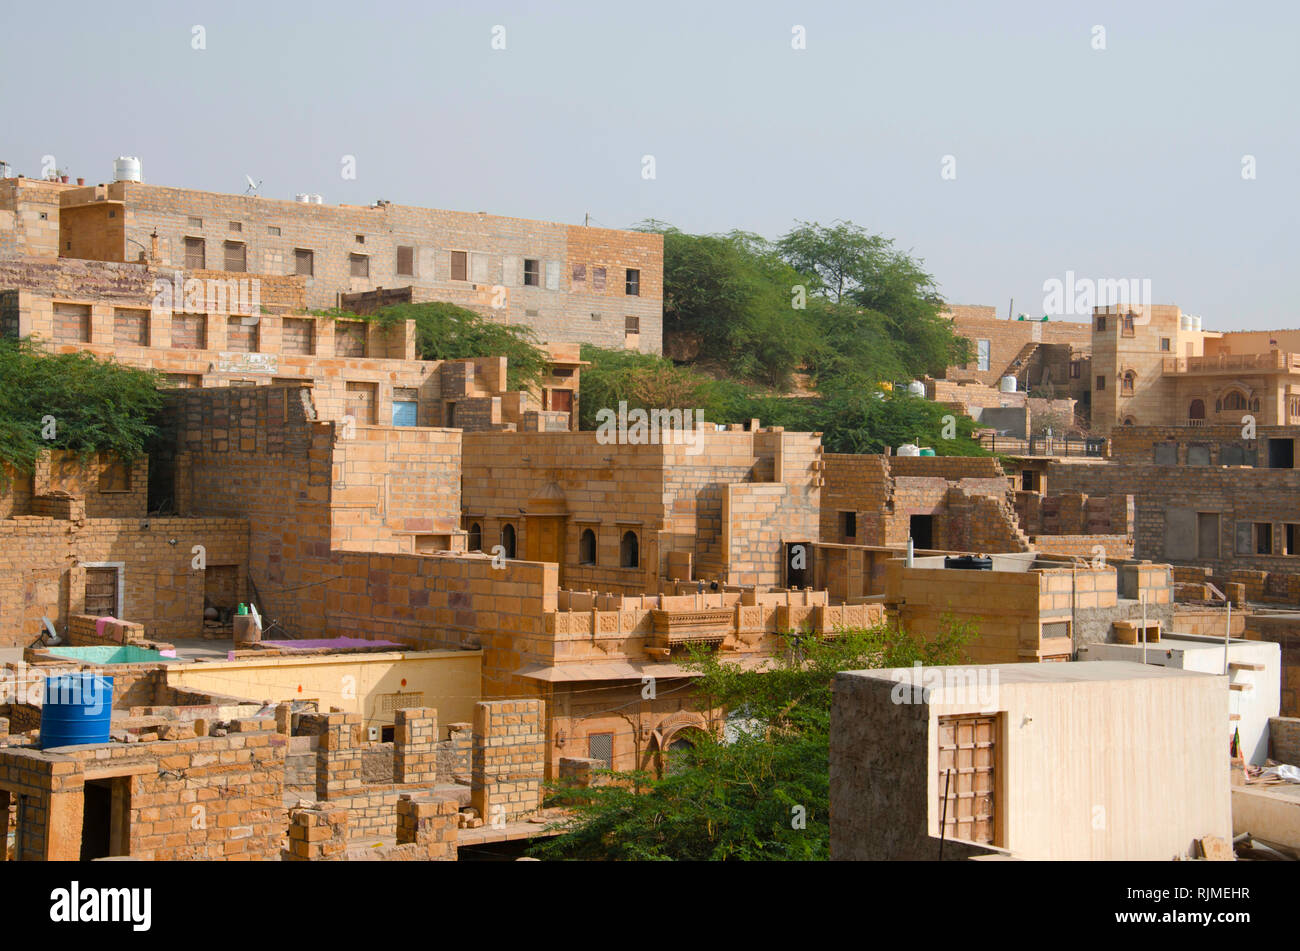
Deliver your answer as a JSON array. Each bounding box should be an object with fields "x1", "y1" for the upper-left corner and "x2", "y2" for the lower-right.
[
  {"x1": 500, "y1": 523, "x2": 516, "y2": 560},
  {"x1": 468, "y1": 522, "x2": 482, "y2": 552},
  {"x1": 578, "y1": 528, "x2": 597, "y2": 566},
  {"x1": 619, "y1": 530, "x2": 639, "y2": 568},
  {"x1": 1224, "y1": 391, "x2": 1249, "y2": 411},
  {"x1": 1121, "y1": 370, "x2": 1136, "y2": 395},
  {"x1": 1122, "y1": 416, "x2": 1136, "y2": 426},
  {"x1": 1188, "y1": 399, "x2": 1205, "y2": 420}
]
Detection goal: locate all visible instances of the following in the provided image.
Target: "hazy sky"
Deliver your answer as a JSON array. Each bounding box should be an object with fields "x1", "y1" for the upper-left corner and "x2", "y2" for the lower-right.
[{"x1": 3, "y1": 0, "x2": 1297, "y2": 330}]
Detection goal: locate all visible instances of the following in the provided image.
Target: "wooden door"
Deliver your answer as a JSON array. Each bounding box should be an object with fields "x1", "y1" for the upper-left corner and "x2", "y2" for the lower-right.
[
  {"x1": 937, "y1": 714, "x2": 997, "y2": 845},
  {"x1": 525, "y1": 517, "x2": 563, "y2": 565},
  {"x1": 84, "y1": 567, "x2": 119, "y2": 617}
]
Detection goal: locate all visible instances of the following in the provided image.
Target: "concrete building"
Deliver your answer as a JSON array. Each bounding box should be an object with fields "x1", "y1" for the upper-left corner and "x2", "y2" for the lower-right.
[
  {"x1": 1077, "y1": 635, "x2": 1280, "y2": 765},
  {"x1": 830, "y1": 661, "x2": 1232, "y2": 860}
]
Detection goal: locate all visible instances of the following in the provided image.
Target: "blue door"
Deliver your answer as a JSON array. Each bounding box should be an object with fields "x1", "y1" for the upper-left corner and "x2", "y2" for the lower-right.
[{"x1": 391, "y1": 400, "x2": 418, "y2": 427}]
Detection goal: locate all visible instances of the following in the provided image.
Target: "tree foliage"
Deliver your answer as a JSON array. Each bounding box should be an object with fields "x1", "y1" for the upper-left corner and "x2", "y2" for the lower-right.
[
  {"x1": 0, "y1": 338, "x2": 164, "y2": 476},
  {"x1": 532, "y1": 617, "x2": 976, "y2": 861}
]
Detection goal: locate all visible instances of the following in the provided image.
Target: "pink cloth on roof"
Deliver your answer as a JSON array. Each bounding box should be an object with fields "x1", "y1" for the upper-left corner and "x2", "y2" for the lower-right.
[{"x1": 95, "y1": 616, "x2": 119, "y2": 638}]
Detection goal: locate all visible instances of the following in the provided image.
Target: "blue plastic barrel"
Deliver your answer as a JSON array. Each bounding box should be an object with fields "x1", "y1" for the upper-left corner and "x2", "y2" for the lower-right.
[{"x1": 39, "y1": 674, "x2": 114, "y2": 748}]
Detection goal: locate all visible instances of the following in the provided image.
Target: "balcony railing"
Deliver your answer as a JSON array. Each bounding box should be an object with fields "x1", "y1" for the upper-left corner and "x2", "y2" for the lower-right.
[{"x1": 1163, "y1": 352, "x2": 1300, "y2": 374}]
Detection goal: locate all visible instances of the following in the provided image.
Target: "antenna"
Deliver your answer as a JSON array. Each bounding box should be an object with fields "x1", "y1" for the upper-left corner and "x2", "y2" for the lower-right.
[{"x1": 244, "y1": 175, "x2": 262, "y2": 195}]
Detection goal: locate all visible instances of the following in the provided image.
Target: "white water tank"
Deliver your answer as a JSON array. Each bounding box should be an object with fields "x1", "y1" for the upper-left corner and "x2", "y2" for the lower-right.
[
  {"x1": 896, "y1": 443, "x2": 922, "y2": 457},
  {"x1": 310, "y1": 194, "x2": 323, "y2": 204},
  {"x1": 907, "y1": 380, "x2": 926, "y2": 396},
  {"x1": 113, "y1": 156, "x2": 142, "y2": 182},
  {"x1": 295, "y1": 193, "x2": 311, "y2": 203},
  {"x1": 999, "y1": 375, "x2": 1018, "y2": 393},
  {"x1": 1190, "y1": 315, "x2": 1202, "y2": 331},
  {"x1": 1180, "y1": 314, "x2": 1192, "y2": 331}
]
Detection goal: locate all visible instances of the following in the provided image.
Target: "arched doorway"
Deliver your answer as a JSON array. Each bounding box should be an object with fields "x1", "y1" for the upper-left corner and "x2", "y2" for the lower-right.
[{"x1": 1188, "y1": 399, "x2": 1205, "y2": 420}]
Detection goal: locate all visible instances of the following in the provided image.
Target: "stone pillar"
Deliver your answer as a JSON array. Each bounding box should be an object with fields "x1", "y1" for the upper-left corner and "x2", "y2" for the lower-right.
[
  {"x1": 471, "y1": 699, "x2": 545, "y2": 824},
  {"x1": 396, "y1": 794, "x2": 459, "y2": 860},
  {"x1": 302, "y1": 712, "x2": 363, "y2": 801},
  {"x1": 284, "y1": 805, "x2": 348, "y2": 861},
  {"x1": 393, "y1": 708, "x2": 438, "y2": 785}
]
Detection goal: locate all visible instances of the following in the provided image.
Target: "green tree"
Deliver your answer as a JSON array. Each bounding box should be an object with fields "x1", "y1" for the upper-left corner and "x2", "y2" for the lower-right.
[
  {"x1": 644, "y1": 224, "x2": 819, "y2": 390},
  {"x1": 532, "y1": 617, "x2": 976, "y2": 861},
  {"x1": 0, "y1": 338, "x2": 164, "y2": 478}
]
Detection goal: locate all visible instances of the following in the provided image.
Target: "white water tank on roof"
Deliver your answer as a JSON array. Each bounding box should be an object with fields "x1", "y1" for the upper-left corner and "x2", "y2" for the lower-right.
[
  {"x1": 1190, "y1": 315, "x2": 1202, "y2": 331},
  {"x1": 295, "y1": 193, "x2": 311, "y2": 203},
  {"x1": 113, "y1": 156, "x2": 142, "y2": 182},
  {"x1": 907, "y1": 380, "x2": 926, "y2": 396},
  {"x1": 896, "y1": 443, "x2": 922, "y2": 457},
  {"x1": 310, "y1": 194, "x2": 323, "y2": 204},
  {"x1": 999, "y1": 375, "x2": 1018, "y2": 393},
  {"x1": 1180, "y1": 314, "x2": 1192, "y2": 331}
]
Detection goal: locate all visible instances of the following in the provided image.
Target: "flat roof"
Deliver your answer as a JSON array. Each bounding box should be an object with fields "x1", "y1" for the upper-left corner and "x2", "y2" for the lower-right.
[{"x1": 844, "y1": 660, "x2": 1221, "y2": 687}]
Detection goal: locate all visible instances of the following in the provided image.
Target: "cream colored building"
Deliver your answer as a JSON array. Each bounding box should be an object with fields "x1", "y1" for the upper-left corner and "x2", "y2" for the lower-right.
[{"x1": 831, "y1": 661, "x2": 1232, "y2": 860}]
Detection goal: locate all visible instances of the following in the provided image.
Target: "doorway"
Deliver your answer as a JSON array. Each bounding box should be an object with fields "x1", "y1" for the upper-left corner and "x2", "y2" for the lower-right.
[
  {"x1": 910, "y1": 515, "x2": 934, "y2": 550},
  {"x1": 80, "y1": 777, "x2": 130, "y2": 860},
  {"x1": 785, "y1": 542, "x2": 810, "y2": 589},
  {"x1": 1268, "y1": 438, "x2": 1294, "y2": 469}
]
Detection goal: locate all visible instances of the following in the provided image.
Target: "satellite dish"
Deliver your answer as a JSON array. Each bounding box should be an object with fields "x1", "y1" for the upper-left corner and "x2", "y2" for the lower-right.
[
  {"x1": 41, "y1": 616, "x2": 61, "y2": 645},
  {"x1": 244, "y1": 175, "x2": 262, "y2": 195}
]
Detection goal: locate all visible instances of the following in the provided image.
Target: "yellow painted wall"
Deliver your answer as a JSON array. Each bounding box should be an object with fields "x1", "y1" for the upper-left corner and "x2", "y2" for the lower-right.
[{"x1": 166, "y1": 649, "x2": 482, "y2": 729}]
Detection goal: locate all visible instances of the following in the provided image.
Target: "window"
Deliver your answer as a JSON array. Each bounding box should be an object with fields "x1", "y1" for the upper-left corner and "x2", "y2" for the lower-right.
[
  {"x1": 1224, "y1": 391, "x2": 1249, "y2": 411},
  {"x1": 53, "y1": 302, "x2": 91, "y2": 342},
  {"x1": 587, "y1": 732, "x2": 613, "y2": 769},
  {"x1": 620, "y1": 530, "x2": 639, "y2": 568},
  {"x1": 171, "y1": 314, "x2": 206, "y2": 349},
  {"x1": 267, "y1": 225, "x2": 281, "y2": 236},
  {"x1": 977, "y1": 339, "x2": 990, "y2": 372},
  {"x1": 1096, "y1": 375, "x2": 1105, "y2": 391},
  {"x1": 1122, "y1": 314, "x2": 1135, "y2": 336},
  {"x1": 294, "y1": 248, "x2": 314, "y2": 276},
  {"x1": 355, "y1": 234, "x2": 365, "y2": 244},
  {"x1": 501, "y1": 524, "x2": 516, "y2": 559},
  {"x1": 1095, "y1": 315, "x2": 1106, "y2": 331},
  {"x1": 592, "y1": 266, "x2": 606, "y2": 291},
  {"x1": 334, "y1": 321, "x2": 367, "y2": 357},
  {"x1": 625, "y1": 268, "x2": 640, "y2": 296},
  {"x1": 1153, "y1": 443, "x2": 1178, "y2": 465},
  {"x1": 187, "y1": 217, "x2": 203, "y2": 230},
  {"x1": 1187, "y1": 444, "x2": 1211, "y2": 465},
  {"x1": 1069, "y1": 360, "x2": 1080, "y2": 379},
  {"x1": 1256, "y1": 522, "x2": 1274, "y2": 555},
  {"x1": 1160, "y1": 337, "x2": 1171, "y2": 352},
  {"x1": 1287, "y1": 524, "x2": 1300, "y2": 556},
  {"x1": 579, "y1": 528, "x2": 597, "y2": 565},
  {"x1": 450, "y1": 250, "x2": 468, "y2": 281},
  {"x1": 113, "y1": 308, "x2": 149, "y2": 346},
  {"x1": 524, "y1": 258, "x2": 540, "y2": 286},
  {"x1": 839, "y1": 511, "x2": 857, "y2": 541},
  {"x1": 226, "y1": 315, "x2": 258, "y2": 353},
  {"x1": 1189, "y1": 399, "x2": 1205, "y2": 420},
  {"x1": 223, "y1": 241, "x2": 246, "y2": 272},
  {"x1": 572, "y1": 263, "x2": 586, "y2": 288},
  {"x1": 229, "y1": 221, "x2": 242, "y2": 232},
  {"x1": 396, "y1": 246, "x2": 414, "y2": 276},
  {"x1": 1121, "y1": 370, "x2": 1136, "y2": 395},
  {"x1": 625, "y1": 315, "x2": 640, "y2": 334},
  {"x1": 281, "y1": 317, "x2": 314, "y2": 355},
  {"x1": 184, "y1": 236, "x2": 206, "y2": 270},
  {"x1": 349, "y1": 254, "x2": 370, "y2": 279},
  {"x1": 468, "y1": 523, "x2": 482, "y2": 552}
]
